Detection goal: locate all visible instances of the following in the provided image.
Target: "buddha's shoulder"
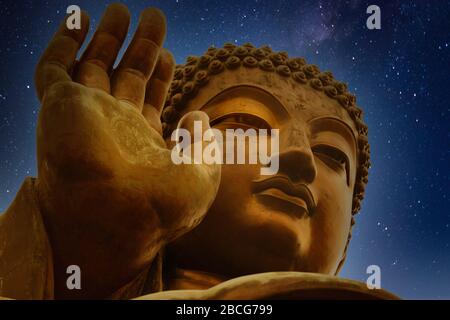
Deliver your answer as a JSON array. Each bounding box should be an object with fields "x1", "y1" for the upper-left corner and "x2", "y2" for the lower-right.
[{"x1": 136, "y1": 272, "x2": 399, "y2": 300}]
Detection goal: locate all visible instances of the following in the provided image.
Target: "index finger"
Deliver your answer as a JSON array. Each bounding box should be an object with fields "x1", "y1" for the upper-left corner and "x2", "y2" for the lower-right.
[{"x1": 35, "y1": 11, "x2": 90, "y2": 101}]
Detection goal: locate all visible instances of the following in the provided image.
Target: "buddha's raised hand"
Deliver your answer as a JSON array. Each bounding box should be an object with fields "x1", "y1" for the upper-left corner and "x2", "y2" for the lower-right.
[{"x1": 34, "y1": 4, "x2": 221, "y2": 252}]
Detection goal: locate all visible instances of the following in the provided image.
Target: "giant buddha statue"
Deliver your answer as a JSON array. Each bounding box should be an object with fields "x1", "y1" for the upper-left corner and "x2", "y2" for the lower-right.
[{"x1": 0, "y1": 4, "x2": 397, "y2": 300}]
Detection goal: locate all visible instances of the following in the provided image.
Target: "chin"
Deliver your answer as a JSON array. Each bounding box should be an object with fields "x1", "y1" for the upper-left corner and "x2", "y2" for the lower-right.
[{"x1": 222, "y1": 213, "x2": 303, "y2": 276}]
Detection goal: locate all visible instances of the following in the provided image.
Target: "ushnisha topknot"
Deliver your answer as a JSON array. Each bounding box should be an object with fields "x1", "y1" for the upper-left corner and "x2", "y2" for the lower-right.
[{"x1": 161, "y1": 42, "x2": 370, "y2": 221}]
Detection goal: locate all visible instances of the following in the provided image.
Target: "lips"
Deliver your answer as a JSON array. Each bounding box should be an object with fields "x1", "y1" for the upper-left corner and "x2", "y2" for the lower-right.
[{"x1": 252, "y1": 175, "x2": 316, "y2": 217}]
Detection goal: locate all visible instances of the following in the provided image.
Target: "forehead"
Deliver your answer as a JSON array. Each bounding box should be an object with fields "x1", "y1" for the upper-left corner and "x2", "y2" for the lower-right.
[
  {"x1": 202, "y1": 85, "x2": 358, "y2": 137},
  {"x1": 181, "y1": 67, "x2": 358, "y2": 136},
  {"x1": 271, "y1": 83, "x2": 358, "y2": 136}
]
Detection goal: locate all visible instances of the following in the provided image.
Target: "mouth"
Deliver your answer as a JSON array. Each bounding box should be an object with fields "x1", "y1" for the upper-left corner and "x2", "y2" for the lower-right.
[{"x1": 251, "y1": 175, "x2": 316, "y2": 218}]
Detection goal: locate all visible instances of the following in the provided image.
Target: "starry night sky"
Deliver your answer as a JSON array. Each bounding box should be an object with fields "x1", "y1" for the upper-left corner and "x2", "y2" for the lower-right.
[{"x1": 0, "y1": 0, "x2": 449, "y2": 299}]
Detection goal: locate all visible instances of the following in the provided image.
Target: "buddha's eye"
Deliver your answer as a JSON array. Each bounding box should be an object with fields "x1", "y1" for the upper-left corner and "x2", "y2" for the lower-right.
[
  {"x1": 211, "y1": 113, "x2": 272, "y2": 132},
  {"x1": 312, "y1": 144, "x2": 350, "y2": 183}
]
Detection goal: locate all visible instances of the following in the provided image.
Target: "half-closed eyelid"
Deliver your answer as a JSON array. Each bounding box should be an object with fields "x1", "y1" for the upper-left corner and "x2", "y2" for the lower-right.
[
  {"x1": 211, "y1": 113, "x2": 273, "y2": 130},
  {"x1": 312, "y1": 144, "x2": 350, "y2": 185}
]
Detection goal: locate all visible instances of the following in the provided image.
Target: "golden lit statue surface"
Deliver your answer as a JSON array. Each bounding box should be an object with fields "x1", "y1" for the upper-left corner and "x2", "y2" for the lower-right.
[{"x1": 0, "y1": 4, "x2": 397, "y2": 299}]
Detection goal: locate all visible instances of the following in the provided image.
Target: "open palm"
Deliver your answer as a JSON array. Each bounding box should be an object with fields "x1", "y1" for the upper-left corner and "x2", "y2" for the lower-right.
[{"x1": 34, "y1": 4, "x2": 220, "y2": 248}]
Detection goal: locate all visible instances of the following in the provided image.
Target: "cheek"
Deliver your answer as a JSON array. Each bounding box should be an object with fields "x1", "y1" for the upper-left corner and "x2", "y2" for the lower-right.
[
  {"x1": 222, "y1": 163, "x2": 259, "y2": 192},
  {"x1": 301, "y1": 163, "x2": 353, "y2": 273},
  {"x1": 208, "y1": 163, "x2": 260, "y2": 220}
]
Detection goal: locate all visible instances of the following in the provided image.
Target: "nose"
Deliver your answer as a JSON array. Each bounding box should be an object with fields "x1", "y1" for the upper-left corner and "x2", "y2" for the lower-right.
[
  {"x1": 275, "y1": 126, "x2": 317, "y2": 184},
  {"x1": 277, "y1": 147, "x2": 317, "y2": 184}
]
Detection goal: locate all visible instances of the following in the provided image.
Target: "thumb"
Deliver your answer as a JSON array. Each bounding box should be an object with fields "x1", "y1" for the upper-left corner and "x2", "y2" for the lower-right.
[
  {"x1": 177, "y1": 110, "x2": 211, "y2": 142},
  {"x1": 162, "y1": 110, "x2": 221, "y2": 234}
]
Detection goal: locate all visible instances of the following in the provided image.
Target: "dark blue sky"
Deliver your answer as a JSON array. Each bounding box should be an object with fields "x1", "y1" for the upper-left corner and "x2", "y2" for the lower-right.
[{"x1": 0, "y1": 0, "x2": 449, "y2": 299}]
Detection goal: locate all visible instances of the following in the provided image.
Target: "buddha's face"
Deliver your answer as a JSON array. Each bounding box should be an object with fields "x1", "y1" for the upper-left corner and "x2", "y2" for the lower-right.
[{"x1": 167, "y1": 84, "x2": 358, "y2": 277}]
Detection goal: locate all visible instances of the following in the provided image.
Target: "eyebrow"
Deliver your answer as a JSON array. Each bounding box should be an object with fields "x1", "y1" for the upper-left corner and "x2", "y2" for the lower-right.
[{"x1": 308, "y1": 116, "x2": 358, "y2": 157}]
